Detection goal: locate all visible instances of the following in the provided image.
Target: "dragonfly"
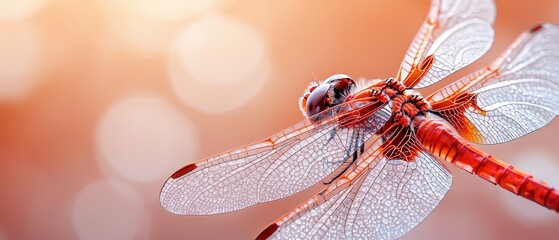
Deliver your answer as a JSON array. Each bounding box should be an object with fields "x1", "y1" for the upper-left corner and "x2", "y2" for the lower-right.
[{"x1": 160, "y1": 0, "x2": 559, "y2": 239}]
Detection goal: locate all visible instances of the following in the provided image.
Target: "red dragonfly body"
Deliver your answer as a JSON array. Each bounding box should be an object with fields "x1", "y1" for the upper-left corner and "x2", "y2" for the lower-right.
[{"x1": 161, "y1": 0, "x2": 559, "y2": 239}]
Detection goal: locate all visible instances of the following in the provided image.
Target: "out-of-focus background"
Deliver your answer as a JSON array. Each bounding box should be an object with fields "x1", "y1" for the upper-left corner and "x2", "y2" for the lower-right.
[{"x1": 0, "y1": 0, "x2": 558, "y2": 239}]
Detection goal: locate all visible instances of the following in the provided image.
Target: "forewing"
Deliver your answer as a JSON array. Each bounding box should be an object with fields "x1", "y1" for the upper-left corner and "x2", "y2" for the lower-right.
[
  {"x1": 160, "y1": 100, "x2": 391, "y2": 215},
  {"x1": 260, "y1": 127, "x2": 452, "y2": 240},
  {"x1": 428, "y1": 24, "x2": 559, "y2": 144},
  {"x1": 396, "y1": 0, "x2": 495, "y2": 88}
]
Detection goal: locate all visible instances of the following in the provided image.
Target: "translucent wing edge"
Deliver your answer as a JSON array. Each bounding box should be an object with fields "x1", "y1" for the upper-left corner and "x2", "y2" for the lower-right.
[
  {"x1": 259, "y1": 126, "x2": 452, "y2": 239},
  {"x1": 397, "y1": 0, "x2": 495, "y2": 88},
  {"x1": 160, "y1": 99, "x2": 390, "y2": 215},
  {"x1": 427, "y1": 23, "x2": 559, "y2": 144}
]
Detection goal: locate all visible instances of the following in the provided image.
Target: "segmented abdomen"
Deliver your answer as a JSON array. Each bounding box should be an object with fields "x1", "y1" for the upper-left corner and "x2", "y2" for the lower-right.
[{"x1": 415, "y1": 119, "x2": 559, "y2": 212}]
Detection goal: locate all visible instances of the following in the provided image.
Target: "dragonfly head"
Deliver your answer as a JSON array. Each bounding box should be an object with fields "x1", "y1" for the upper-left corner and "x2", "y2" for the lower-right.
[{"x1": 299, "y1": 74, "x2": 355, "y2": 118}]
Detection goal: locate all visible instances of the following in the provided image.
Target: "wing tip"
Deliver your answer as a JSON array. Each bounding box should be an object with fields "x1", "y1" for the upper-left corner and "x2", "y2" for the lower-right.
[
  {"x1": 528, "y1": 22, "x2": 559, "y2": 33},
  {"x1": 170, "y1": 163, "x2": 197, "y2": 179},
  {"x1": 529, "y1": 23, "x2": 544, "y2": 33},
  {"x1": 255, "y1": 223, "x2": 279, "y2": 240}
]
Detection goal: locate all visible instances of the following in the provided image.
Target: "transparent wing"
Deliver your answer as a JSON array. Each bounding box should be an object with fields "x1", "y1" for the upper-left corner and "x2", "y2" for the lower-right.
[
  {"x1": 259, "y1": 126, "x2": 452, "y2": 240},
  {"x1": 396, "y1": 0, "x2": 495, "y2": 88},
  {"x1": 160, "y1": 100, "x2": 391, "y2": 215},
  {"x1": 428, "y1": 23, "x2": 559, "y2": 144}
]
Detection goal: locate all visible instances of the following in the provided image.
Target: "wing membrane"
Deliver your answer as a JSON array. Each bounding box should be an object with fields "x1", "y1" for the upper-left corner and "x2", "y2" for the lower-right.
[
  {"x1": 160, "y1": 100, "x2": 391, "y2": 215},
  {"x1": 428, "y1": 23, "x2": 559, "y2": 144},
  {"x1": 261, "y1": 126, "x2": 452, "y2": 240},
  {"x1": 396, "y1": 0, "x2": 495, "y2": 88}
]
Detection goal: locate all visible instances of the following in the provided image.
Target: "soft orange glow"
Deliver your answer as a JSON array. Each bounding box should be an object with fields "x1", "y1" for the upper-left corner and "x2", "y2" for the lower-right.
[
  {"x1": 71, "y1": 180, "x2": 149, "y2": 240},
  {"x1": 96, "y1": 96, "x2": 198, "y2": 182},
  {"x1": 168, "y1": 18, "x2": 271, "y2": 113},
  {"x1": 100, "y1": 0, "x2": 179, "y2": 54},
  {"x1": 130, "y1": 0, "x2": 221, "y2": 21},
  {"x1": 0, "y1": 22, "x2": 42, "y2": 101},
  {"x1": 177, "y1": 15, "x2": 266, "y2": 86},
  {"x1": 0, "y1": 0, "x2": 558, "y2": 239},
  {"x1": 0, "y1": 0, "x2": 50, "y2": 20}
]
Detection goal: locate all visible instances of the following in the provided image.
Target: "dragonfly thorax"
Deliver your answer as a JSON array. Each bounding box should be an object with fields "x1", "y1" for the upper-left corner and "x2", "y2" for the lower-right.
[
  {"x1": 390, "y1": 93, "x2": 431, "y2": 127},
  {"x1": 360, "y1": 78, "x2": 431, "y2": 127},
  {"x1": 299, "y1": 76, "x2": 432, "y2": 127}
]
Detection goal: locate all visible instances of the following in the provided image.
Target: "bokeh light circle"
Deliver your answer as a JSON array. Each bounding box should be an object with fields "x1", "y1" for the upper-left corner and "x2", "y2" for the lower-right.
[
  {"x1": 96, "y1": 96, "x2": 198, "y2": 182},
  {"x1": 104, "y1": 14, "x2": 175, "y2": 54},
  {"x1": 0, "y1": 0, "x2": 50, "y2": 21},
  {"x1": 168, "y1": 15, "x2": 271, "y2": 113},
  {"x1": 499, "y1": 149, "x2": 559, "y2": 224},
  {"x1": 177, "y1": 15, "x2": 266, "y2": 86},
  {"x1": 0, "y1": 23, "x2": 42, "y2": 101},
  {"x1": 100, "y1": 0, "x2": 229, "y2": 55},
  {"x1": 131, "y1": 0, "x2": 220, "y2": 21},
  {"x1": 100, "y1": 0, "x2": 180, "y2": 55},
  {"x1": 71, "y1": 180, "x2": 149, "y2": 240}
]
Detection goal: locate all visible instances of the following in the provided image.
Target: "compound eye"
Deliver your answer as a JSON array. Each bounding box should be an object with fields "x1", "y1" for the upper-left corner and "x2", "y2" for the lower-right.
[
  {"x1": 305, "y1": 84, "x2": 330, "y2": 117},
  {"x1": 323, "y1": 73, "x2": 352, "y2": 84}
]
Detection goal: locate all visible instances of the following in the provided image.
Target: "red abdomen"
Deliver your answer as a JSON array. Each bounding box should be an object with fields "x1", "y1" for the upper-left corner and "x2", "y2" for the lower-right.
[{"x1": 415, "y1": 119, "x2": 559, "y2": 212}]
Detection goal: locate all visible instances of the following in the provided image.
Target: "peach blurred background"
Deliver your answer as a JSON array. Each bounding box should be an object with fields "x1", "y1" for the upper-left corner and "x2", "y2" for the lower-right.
[{"x1": 0, "y1": 0, "x2": 558, "y2": 239}]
